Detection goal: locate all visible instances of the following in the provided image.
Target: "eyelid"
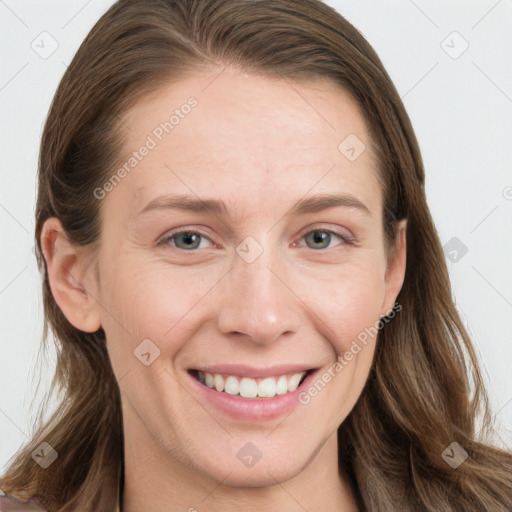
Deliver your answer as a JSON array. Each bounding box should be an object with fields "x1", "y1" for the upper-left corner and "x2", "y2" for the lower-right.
[
  {"x1": 158, "y1": 223, "x2": 356, "y2": 250},
  {"x1": 296, "y1": 223, "x2": 355, "y2": 242},
  {"x1": 157, "y1": 227, "x2": 216, "y2": 248}
]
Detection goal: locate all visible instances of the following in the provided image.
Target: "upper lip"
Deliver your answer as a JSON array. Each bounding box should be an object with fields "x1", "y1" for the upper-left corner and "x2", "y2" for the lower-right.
[{"x1": 188, "y1": 364, "x2": 317, "y2": 378}]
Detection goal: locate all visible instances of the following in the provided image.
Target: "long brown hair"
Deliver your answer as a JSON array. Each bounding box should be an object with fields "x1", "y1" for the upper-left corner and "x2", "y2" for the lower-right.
[{"x1": 2, "y1": 0, "x2": 511, "y2": 510}]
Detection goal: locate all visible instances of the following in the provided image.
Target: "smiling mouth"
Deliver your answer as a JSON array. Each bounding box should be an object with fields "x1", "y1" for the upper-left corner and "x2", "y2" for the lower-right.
[{"x1": 188, "y1": 369, "x2": 313, "y2": 399}]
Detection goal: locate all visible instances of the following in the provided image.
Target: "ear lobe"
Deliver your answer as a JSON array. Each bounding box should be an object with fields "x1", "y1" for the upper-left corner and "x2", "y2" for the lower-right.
[
  {"x1": 40, "y1": 217, "x2": 102, "y2": 333},
  {"x1": 381, "y1": 219, "x2": 407, "y2": 315}
]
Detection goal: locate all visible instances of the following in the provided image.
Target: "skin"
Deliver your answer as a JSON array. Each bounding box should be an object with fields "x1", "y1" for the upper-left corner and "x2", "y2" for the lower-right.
[{"x1": 41, "y1": 67, "x2": 406, "y2": 511}]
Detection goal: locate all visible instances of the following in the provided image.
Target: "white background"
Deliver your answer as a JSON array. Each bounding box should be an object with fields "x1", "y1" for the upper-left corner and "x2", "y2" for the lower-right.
[{"x1": 1, "y1": 0, "x2": 511, "y2": 474}]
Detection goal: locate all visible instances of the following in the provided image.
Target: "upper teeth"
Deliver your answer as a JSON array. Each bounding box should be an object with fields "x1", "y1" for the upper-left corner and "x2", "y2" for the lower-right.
[{"x1": 197, "y1": 371, "x2": 307, "y2": 398}]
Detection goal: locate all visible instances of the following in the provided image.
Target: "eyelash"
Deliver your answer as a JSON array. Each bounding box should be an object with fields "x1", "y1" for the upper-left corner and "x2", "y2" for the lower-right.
[{"x1": 157, "y1": 227, "x2": 355, "y2": 251}]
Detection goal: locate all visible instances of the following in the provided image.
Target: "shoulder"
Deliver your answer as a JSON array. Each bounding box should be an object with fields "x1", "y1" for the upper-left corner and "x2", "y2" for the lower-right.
[{"x1": 0, "y1": 493, "x2": 47, "y2": 511}]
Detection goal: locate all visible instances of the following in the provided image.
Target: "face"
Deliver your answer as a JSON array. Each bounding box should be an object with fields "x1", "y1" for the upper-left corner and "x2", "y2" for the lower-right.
[{"x1": 46, "y1": 68, "x2": 406, "y2": 488}]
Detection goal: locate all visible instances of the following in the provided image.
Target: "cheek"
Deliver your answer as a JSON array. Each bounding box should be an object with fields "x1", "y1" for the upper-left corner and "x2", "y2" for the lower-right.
[
  {"x1": 98, "y1": 256, "x2": 220, "y2": 413},
  {"x1": 100, "y1": 255, "x2": 224, "y2": 350},
  {"x1": 335, "y1": 275, "x2": 384, "y2": 351},
  {"x1": 297, "y1": 264, "x2": 385, "y2": 426},
  {"x1": 296, "y1": 255, "x2": 387, "y2": 354}
]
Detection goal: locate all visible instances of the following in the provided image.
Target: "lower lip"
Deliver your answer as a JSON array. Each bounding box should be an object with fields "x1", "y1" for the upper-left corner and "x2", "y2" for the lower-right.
[{"x1": 187, "y1": 369, "x2": 319, "y2": 422}]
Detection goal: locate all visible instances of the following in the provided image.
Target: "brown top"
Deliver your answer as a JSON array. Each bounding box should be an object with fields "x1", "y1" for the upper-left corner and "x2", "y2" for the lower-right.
[{"x1": 0, "y1": 495, "x2": 47, "y2": 512}]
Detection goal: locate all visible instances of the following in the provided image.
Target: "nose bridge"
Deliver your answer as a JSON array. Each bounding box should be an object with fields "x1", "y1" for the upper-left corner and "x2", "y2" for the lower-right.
[{"x1": 217, "y1": 235, "x2": 301, "y2": 344}]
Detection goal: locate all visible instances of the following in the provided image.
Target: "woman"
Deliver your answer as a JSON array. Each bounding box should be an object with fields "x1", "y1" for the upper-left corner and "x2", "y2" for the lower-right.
[{"x1": 1, "y1": 0, "x2": 511, "y2": 510}]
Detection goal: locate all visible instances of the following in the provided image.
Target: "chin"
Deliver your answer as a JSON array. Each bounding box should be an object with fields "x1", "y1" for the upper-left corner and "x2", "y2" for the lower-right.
[{"x1": 184, "y1": 434, "x2": 318, "y2": 488}]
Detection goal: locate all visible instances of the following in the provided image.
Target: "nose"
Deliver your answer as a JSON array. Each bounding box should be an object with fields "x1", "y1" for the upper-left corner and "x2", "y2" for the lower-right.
[{"x1": 217, "y1": 239, "x2": 303, "y2": 346}]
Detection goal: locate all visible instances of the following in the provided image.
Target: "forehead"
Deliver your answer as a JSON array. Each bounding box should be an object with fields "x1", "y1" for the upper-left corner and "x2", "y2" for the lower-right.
[{"x1": 109, "y1": 68, "x2": 381, "y2": 221}]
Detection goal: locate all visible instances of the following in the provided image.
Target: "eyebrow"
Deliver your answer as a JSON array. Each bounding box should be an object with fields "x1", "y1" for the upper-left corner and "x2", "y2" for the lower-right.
[{"x1": 137, "y1": 192, "x2": 372, "y2": 218}]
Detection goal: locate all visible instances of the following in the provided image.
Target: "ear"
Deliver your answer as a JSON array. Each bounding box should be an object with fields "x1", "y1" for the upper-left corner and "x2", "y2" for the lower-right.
[
  {"x1": 40, "y1": 217, "x2": 102, "y2": 333},
  {"x1": 381, "y1": 219, "x2": 407, "y2": 316}
]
